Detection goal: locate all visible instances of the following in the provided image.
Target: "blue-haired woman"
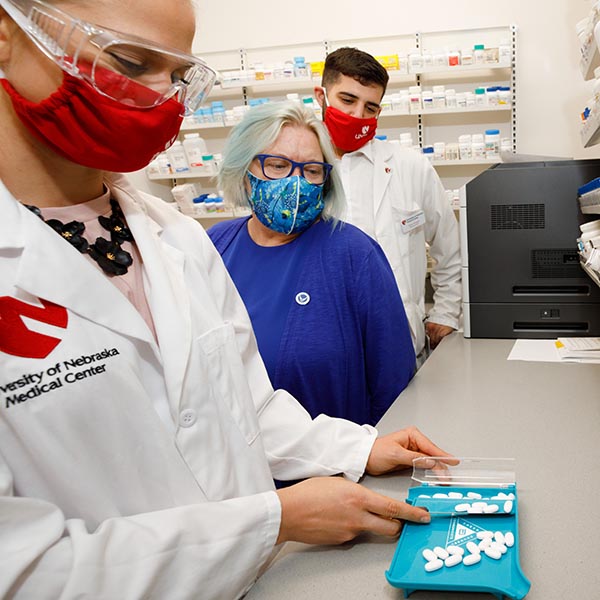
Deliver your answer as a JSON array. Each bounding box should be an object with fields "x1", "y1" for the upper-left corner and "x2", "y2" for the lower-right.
[{"x1": 209, "y1": 101, "x2": 416, "y2": 426}]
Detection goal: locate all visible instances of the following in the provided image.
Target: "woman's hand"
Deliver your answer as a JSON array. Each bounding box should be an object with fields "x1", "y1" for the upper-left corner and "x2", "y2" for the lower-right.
[
  {"x1": 365, "y1": 426, "x2": 456, "y2": 476},
  {"x1": 275, "y1": 476, "x2": 431, "y2": 545}
]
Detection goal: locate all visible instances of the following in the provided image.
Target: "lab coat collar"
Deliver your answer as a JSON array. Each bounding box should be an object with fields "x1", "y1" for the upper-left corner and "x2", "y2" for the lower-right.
[
  {"x1": 109, "y1": 175, "x2": 193, "y2": 419},
  {"x1": 371, "y1": 140, "x2": 394, "y2": 216},
  {"x1": 1, "y1": 177, "x2": 157, "y2": 348}
]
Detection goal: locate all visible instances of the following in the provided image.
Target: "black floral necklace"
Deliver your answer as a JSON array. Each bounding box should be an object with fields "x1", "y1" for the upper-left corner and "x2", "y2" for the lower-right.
[{"x1": 26, "y1": 198, "x2": 134, "y2": 276}]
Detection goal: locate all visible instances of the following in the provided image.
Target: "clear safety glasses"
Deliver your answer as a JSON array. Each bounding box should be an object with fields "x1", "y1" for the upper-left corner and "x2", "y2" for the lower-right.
[{"x1": 0, "y1": 0, "x2": 217, "y2": 114}]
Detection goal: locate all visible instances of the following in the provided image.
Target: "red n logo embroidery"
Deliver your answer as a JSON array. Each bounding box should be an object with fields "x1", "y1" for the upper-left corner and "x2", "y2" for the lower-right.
[{"x1": 0, "y1": 297, "x2": 68, "y2": 359}]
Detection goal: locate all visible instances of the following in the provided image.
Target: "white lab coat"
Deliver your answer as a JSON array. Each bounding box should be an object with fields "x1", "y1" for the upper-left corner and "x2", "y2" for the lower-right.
[
  {"x1": 340, "y1": 140, "x2": 462, "y2": 355},
  {"x1": 0, "y1": 174, "x2": 377, "y2": 600}
]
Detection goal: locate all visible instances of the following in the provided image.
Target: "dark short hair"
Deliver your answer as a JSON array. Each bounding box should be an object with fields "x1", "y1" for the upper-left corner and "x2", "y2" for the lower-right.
[{"x1": 322, "y1": 47, "x2": 389, "y2": 93}]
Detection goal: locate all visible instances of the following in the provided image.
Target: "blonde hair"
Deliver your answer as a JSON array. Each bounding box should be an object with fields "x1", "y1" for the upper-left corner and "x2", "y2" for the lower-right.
[{"x1": 218, "y1": 100, "x2": 345, "y2": 223}]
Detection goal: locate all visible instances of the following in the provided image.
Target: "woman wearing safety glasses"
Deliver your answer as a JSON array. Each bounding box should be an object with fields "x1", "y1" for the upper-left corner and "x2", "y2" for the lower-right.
[
  {"x1": 0, "y1": 1, "x2": 454, "y2": 598},
  {"x1": 209, "y1": 101, "x2": 416, "y2": 428}
]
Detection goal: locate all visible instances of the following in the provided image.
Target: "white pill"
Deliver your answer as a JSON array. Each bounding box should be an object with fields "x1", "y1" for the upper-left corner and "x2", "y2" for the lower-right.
[
  {"x1": 504, "y1": 531, "x2": 515, "y2": 547},
  {"x1": 463, "y1": 553, "x2": 482, "y2": 566},
  {"x1": 494, "y1": 492, "x2": 508, "y2": 499},
  {"x1": 506, "y1": 493, "x2": 515, "y2": 500},
  {"x1": 425, "y1": 559, "x2": 444, "y2": 572},
  {"x1": 445, "y1": 554, "x2": 463, "y2": 568},
  {"x1": 433, "y1": 493, "x2": 449, "y2": 498},
  {"x1": 468, "y1": 506, "x2": 484, "y2": 514},
  {"x1": 418, "y1": 494, "x2": 432, "y2": 498},
  {"x1": 484, "y1": 504, "x2": 499, "y2": 513},
  {"x1": 472, "y1": 501, "x2": 487, "y2": 510},
  {"x1": 494, "y1": 531, "x2": 505, "y2": 545},
  {"x1": 422, "y1": 548, "x2": 437, "y2": 562},
  {"x1": 476, "y1": 530, "x2": 494, "y2": 540},
  {"x1": 448, "y1": 492, "x2": 464, "y2": 499},
  {"x1": 484, "y1": 546, "x2": 502, "y2": 560},
  {"x1": 467, "y1": 492, "x2": 482, "y2": 499},
  {"x1": 433, "y1": 546, "x2": 449, "y2": 560},
  {"x1": 504, "y1": 500, "x2": 513, "y2": 513},
  {"x1": 454, "y1": 503, "x2": 470, "y2": 512},
  {"x1": 466, "y1": 541, "x2": 480, "y2": 554},
  {"x1": 446, "y1": 545, "x2": 464, "y2": 556},
  {"x1": 478, "y1": 538, "x2": 492, "y2": 551}
]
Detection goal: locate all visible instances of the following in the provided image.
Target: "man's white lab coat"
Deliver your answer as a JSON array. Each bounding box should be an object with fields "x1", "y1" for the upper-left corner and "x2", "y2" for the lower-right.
[{"x1": 339, "y1": 140, "x2": 462, "y2": 355}]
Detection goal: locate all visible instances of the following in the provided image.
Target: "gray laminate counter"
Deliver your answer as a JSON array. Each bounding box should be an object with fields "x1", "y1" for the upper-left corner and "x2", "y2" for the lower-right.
[{"x1": 246, "y1": 333, "x2": 600, "y2": 599}]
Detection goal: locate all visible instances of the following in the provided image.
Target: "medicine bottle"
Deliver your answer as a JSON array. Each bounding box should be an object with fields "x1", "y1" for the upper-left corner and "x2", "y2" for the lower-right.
[
  {"x1": 422, "y1": 146, "x2": 435, "y2": 162},
  {"x1": 445, "y1": 143, "x2": 459, "y2": 161},
  {"x1": 445, "y1": 89, "x2": 457, "y2": 108},
  {"x1": 409, "y1": 85, "x2": 422, "y2": 113},
  {"x1": 433, "y1": 142, "x2": 446, "y2": 160},
  {"x1": 498, "y1": 86, "x2": 511, "y2": 105},
  {"x1": 200, "y1": 154, "x2": 215, "y2": 175},
  {"x1": 157, "y1": 152, "x2": 171, "y2": 176},
  {"x1": 167, "y1": 141, "x2": 190, "y2": 173},
  {"x1": 474, "y1": 87, "x2": 487, "y2": 106},
  {"x1": 408, "y1": 50, "x2": 424, "y2": 73},
  {"x1": 456, "y1": 92, "x2": 467, "y2": 109},
  {"x1": 433, "y1": 49, "x2": 448, "y2": 68},
  {"x1": 421, "y1": 90, "x2": 434, "y2": 111},
  {"x1": 399, "y1": 132, "x2": 413, "y2": 147},
  {"x1": 484, "y1": 129, "x2": 500, "y2": 158},
  {"x1": 447, "y1": 49, "x2": 461, "y2": 67},
  {"x1": 500, "y1": 138, "x2": 513, "y2": 154},
  {"x1": 473, "y1": 44, "x2": 485, "y2": 65},
  {"x1": 398, "y1": 52, "x2": 409, "y2": 74},
  {"x1": 283, "y1": 60, "x2": 294, "y2": 78},
  {"x1": 465, "y1": 91, "x2": 476, "y2": 107},
  {"x1": 486, "y1": 86, "x2": 499, "y2": 106},
  {"x1": 422, "y1": 49, "x2": 433, "y2": 69},
  {"x1": 294, "y1": 57, "x2": 309, "y2": 78},
  {"x1": 183, "y1": 133, "x2": 208, "y2": 168},
  {"x1": 499, "y1": 39, "x2": 511, "y2": 64},
  {"x1": 432, "y1": 85, "x2": 446, "y2": 109},
  {"x1": 458, "y1": 135, "x2": 472, "y2": 160},
  {"x1": 471, "y1": 134, "x2": 485, "y2": 160},
  {"x1": 254, "y1": 63, "x2": 265, "y2": 80},
  {"x1": 461, "y1": 47, "x2": 473, "y2": 66}
]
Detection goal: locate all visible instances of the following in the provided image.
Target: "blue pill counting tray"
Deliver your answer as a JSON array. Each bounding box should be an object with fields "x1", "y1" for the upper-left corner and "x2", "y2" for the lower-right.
[{"x1": 385, "y1": 457, "x2": 531, "y2": 600}]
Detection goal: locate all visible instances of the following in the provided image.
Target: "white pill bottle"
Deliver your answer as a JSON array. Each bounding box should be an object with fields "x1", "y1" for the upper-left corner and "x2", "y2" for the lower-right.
[
  {"x1": 167, "y1": 140, "x2": 190, "y2": 173},
  {"x1": 183, "y1": 133, "x2": 208, "y2": 168}
]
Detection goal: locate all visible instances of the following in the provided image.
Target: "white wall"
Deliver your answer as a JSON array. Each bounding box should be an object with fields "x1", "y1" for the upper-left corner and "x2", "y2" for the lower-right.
[
  {"x1": 192, "y1": 0, "x2": 600, "y2": 161},
  {"x1": 129, "y1": 0, "x2": 600, "y2": 199}
]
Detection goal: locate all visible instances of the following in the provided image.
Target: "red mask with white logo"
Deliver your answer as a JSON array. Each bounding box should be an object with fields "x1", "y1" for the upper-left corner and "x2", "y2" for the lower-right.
[{"x1": 322, "y1": 92, "x2": 378, "y2": 153}]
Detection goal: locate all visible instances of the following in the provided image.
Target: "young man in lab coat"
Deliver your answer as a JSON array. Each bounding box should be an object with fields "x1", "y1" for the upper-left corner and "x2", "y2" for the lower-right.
[{"x1": 315, "y1": 47, "x2": 462, "y2": 359}]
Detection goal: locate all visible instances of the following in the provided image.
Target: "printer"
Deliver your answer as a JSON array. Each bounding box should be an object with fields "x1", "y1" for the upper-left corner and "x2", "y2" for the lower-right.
[{"x1": 461, "y1": 159, "x2": 600, "y2": 338}]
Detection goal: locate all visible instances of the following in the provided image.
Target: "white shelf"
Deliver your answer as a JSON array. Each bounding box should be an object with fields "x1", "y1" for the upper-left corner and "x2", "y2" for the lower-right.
[
  {"x1": 218, "y1": 76, "x2": 315, "y2": 92},
  {"x1": 180, "y1": 120, "x2": 231, "y2": 131},
  {"x1": 432, "y1": 159, "x2": 500, "y2": 167},
  {"x1": 380, "y1": 105, "x2": 511, "y2": 118},
  {"x1": 149, "y1": 169, "x2": 217, "y2": 181},
  {"x1": 413, "y1": 61, "x2": 512, "y2": 76},
  {"x1": 581, "y1": 106, "x2": 600, "y2": 147}
]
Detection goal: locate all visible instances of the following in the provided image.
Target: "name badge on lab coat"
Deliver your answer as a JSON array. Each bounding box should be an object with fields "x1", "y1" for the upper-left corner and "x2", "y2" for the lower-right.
[{"x1": 400, "y1": 210, "x2": 425, "y2": 234}]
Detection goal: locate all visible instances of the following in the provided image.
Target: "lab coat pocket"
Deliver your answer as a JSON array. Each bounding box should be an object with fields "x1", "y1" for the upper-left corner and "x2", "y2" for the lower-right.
[
  {"x1": 196, "y1": 322, "x2": 260, "y2": 446},
  {"x1": 392, "y1": 207, "x2": 426, "y2": 236}
]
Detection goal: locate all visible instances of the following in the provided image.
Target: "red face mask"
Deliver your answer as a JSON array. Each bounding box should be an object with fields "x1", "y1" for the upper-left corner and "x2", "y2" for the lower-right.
[
  {"x1": 1, "y1": 70, "x2": 183, "y2": 172},
  {"x1": 323, "y1": 104, "x2": 378, "y2": 153}
]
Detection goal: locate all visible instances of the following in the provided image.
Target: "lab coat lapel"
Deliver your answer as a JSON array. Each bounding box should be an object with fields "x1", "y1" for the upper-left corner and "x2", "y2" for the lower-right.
[
  {"x1": 372, "y1": 142, "x2": 394, "y2": 219},
  {"x1": 116, "y1": 189, "x2": 192, "y2": 416},
  {"x1": 12, "y1": 200, "x2": 156, "y2": 347}
]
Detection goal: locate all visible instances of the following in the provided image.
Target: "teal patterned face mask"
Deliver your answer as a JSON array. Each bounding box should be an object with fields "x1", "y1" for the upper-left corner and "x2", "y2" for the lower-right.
[{"x1": 246, "y1": 171, "x2": 325, "y2": 235}]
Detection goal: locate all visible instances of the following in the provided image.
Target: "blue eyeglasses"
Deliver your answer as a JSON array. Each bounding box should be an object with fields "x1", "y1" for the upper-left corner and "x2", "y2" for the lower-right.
[{"x1": 254, "y1": 154, "x2": 333, "y2": 185}]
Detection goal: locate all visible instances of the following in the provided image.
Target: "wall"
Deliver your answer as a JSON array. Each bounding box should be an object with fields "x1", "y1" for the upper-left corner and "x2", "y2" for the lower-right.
[
  {"x1": 192, "y1": 0, "x2": 599, "y2": 160},
  {"x1": 128, "y1": 0, "x2": 600, "y2": 198}
]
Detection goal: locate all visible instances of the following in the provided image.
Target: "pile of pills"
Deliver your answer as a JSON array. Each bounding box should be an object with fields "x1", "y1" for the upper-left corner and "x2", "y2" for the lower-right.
[
  {"x1": 422, "y1": 530, "x2": 515, "y2": 572},
  {"x1": 418, "y1": 491, "x2": 515, "y2": 514}
]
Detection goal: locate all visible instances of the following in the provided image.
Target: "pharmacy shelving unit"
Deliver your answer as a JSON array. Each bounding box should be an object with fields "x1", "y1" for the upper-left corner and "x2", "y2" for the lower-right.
[
  {"x1": 576, "y1": 7, "x2": 600, "y2": 290},
  {"x1": 150, "y1": 26, "x2": 518, "y2": 224}
]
